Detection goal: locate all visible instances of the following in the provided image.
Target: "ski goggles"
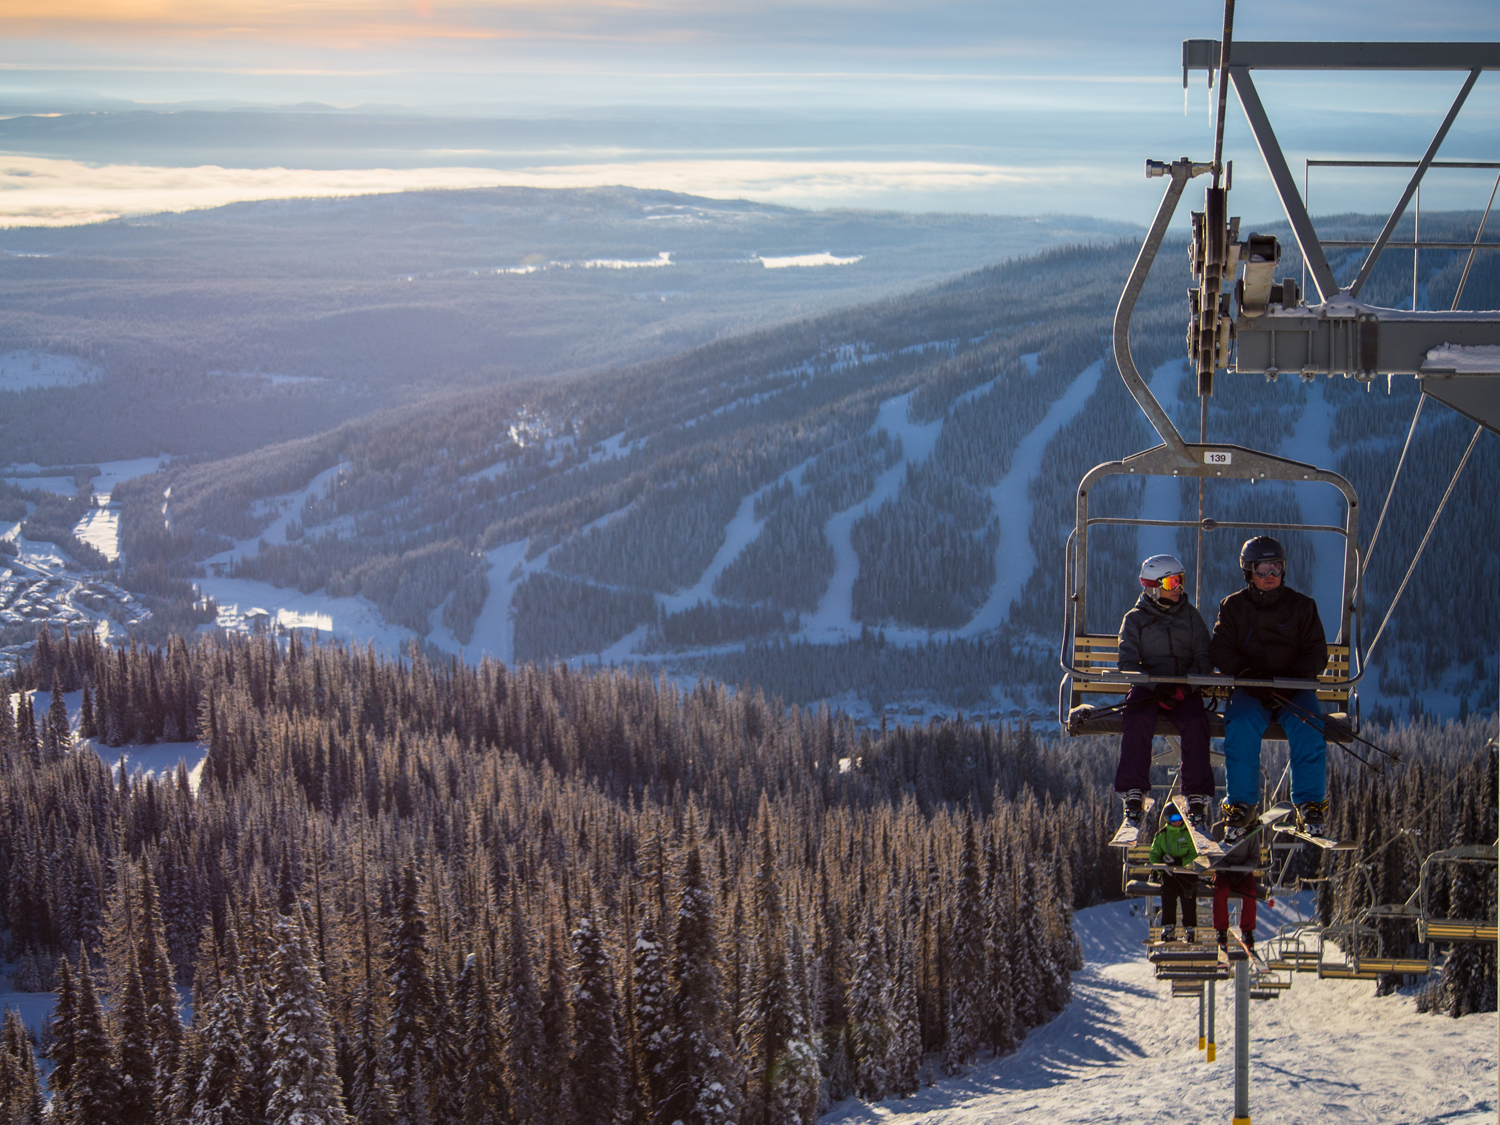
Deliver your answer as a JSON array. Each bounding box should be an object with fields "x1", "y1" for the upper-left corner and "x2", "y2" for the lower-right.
[
  {"x1": 1166, "y1": 809, "x2": 1184, "y2": 824},
  {"x1": 1142, "y1": 572, "x2": 1186, "y2": 591},
  {"x1": 1251, "y1": 561, "x2": 1285, "y2": 578}
]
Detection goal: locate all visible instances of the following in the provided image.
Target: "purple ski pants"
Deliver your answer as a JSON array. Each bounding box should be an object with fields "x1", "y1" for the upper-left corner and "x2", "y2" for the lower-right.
[{"x1": 1113, "y1": 685, "x2": 1214, "y2": 798}]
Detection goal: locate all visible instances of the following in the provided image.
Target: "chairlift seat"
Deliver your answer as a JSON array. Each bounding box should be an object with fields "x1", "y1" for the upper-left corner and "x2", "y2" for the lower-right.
[{"x1": 1064, "y1": 634, "x2": 1353, "y2": 741}]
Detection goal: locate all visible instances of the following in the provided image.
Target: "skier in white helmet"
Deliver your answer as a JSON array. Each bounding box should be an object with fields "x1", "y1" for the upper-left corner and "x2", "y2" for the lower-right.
[{"x1": 1115, "y1": 554, "x2": 1214, "y2": 830}]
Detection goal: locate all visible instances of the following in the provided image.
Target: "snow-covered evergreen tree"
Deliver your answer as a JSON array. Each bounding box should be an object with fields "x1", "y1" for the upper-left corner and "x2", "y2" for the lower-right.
[
  {"x1": 942, "y1": 817, "x2": 984, "y2": 1074},
  {"x1": 384, "y1": 866, "x2": 436, "y2": 1125},
  {"x1": 887, "y1": 931, "x2": 921, "y2": 1097},
  {"x1": 71, "y1": 952, "x2": 121, "y2": 1125},
  {"x1": 265, "y1": 912, "x2": 346, "y2": 1125},
  {"x1": 983, "y1": 837, "x2": 1016, "y2": 1055},
  {"x1": 112, "y1": 949, "x2": 157, "y2": 1125},
  {"x1": 663, "y1": 835, "x2": 739, "y2": 1125},
  {"x1": 631, "y1": 906, "x2": 671, "y2": 1116},
  {"x1": 187, "y1": 967, "x2": 250, "y2": 1125},
  {"x1": 455, "y1": 952, "x2": 507, "y2": 1125},
  {"x1": 502, "y1": 887, "x2": 547, "y2": 1125},
  {"x1": 569, "y1": 913, "x2": 624, "y2": 1125},
  {"x1": 847, "y1": 920, "x2": 891, "y2": 1102}
]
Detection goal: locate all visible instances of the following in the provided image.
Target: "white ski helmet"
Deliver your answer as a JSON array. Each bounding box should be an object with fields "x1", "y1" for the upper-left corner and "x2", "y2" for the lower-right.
[{"x1": 1139, "y1": 554, "x2": 1186, "y2": 601}]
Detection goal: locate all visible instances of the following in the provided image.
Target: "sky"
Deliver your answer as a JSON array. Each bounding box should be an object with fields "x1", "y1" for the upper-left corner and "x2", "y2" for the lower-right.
[{"x1": 3, "y1": 1, "x2": 1500, "y2": 224}]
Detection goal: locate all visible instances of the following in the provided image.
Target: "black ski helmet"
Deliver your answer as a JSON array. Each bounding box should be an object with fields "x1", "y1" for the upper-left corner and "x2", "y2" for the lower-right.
[{"x1": 1239, "y1": 536, "x2": 1285, "y2": 582}]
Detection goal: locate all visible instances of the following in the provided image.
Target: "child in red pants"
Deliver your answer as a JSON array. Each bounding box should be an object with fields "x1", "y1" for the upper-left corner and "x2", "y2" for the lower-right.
[{"x1": 1213, "y1": 870, "x2": 1258, "y2": 952}]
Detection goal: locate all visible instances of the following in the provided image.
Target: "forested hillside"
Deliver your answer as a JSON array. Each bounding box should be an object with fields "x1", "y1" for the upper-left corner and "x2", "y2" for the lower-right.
[
  {"x1": 104, "y1": 214, "x2": 1500, "y2": 722},
  {"x1": 0, "y1": 629, "x2": 1490, "y2": 1125}
]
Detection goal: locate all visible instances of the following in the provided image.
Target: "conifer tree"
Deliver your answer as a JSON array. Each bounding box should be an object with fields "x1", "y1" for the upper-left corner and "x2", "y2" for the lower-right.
[
  {"x1": 385, "y1": 866, "x2": 436, "y2": 1125},
  {"x1": 49, "y1": 956, "x2": 78, "y2": 1117},
  {"x1": 663, "y1": 834, "x2": 738, "y2": 1125},
  {"x1": 265, "y1": 912, "x2": 346, "y2": 1125},
  {"x1": 942, "y1": 818, "x2": 984, "y2": 1074},
  {"x1": 540, "y1": 925, "x2": 576, "y2": 1122},
  {"x1": 848, "y1": 919, "x2": 891, "y2": 1102},
  {"x1": 455, "y1": 952, "x2": 508, "y2": 1125},
  {"x1": 887, "y1": 932, "x2": 922, "y2": 1098},
  {"x1": 2, "y1": 1006, "x2": 43, "y2": 1125},
  {"x1": 113, "y1": 949, "x2": 158, "y2": 1125},
  {"x1": 71, "y1": 952, "x2": 121, "y2": 1125},
  {"x1": 502, "y1": 887, "x2": 547, "y2": 1125},
  {"x1": 187, "y1": 966, "x2": 250, "y2": 1125},
  {"x1": 569, "y1": 914, "x2": 625, "y2": 1125},
  {"x1": 631, "y1": 906, "x2": 671, "y2": 1117}
]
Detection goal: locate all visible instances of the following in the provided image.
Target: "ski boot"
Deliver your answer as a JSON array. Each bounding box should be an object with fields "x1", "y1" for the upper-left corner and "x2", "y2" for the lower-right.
[
  {"x1": 1242, "y1": 932, "x2": 1256, "y2": 955},
  {"x1": 1186, "y1": 794, "x2": 1211, "y2": 833},
  {"x1": 1160, "y1": 926, "x2": 1177, "y2": 944},
  {"x1": 1182, "y1": 928, "x2": 1196, "y2": 945},
  {"x1": 1219, "y1": 800, "x2": 1257, "y2": 844},
  {"x1": 1216, "y1": 929, "x2": 1229, "y2": 952},
  {"x1": 1122, "y1": 788, "x2": 1146, "y2": 828},
  {"x1": 1296, "y1": 799, "x2": 1329, "y2": 838}
]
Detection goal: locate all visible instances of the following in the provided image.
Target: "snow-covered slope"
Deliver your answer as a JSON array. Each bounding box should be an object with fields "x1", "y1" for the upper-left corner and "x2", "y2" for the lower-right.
[{"x1": 826, "y1": 897, "x2": 1496, "y2": 1125}]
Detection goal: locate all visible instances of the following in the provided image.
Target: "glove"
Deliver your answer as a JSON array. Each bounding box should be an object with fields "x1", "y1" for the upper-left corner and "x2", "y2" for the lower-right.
[{"x1": 1155, "y1": 684, "x2": 1188, "y2": 710}]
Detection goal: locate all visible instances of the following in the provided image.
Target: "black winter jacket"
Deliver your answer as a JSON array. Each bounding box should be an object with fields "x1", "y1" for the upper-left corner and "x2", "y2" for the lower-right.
[
  {"x1": 1209, "y1": 584, "x2": 1327, "y2": 680},
  {"x1": 1117, "y1": 593, "x2": 1212, "y2": 677}
]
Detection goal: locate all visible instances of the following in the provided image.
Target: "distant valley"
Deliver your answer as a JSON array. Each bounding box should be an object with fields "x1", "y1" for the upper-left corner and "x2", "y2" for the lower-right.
[{"x1": 0, "y1": 197, "x2": 1495, "y2": 727}]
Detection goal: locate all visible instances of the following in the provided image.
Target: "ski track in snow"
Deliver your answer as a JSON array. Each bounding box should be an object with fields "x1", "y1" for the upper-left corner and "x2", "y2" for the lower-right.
[
  {"x1": 824, "y1": 897, "x2": 1497, "y2": 1125},
  {"x1": 960, "y1": 359, "x2": 1105, "y2": 638},
  {"x1": 800, "y1": 391, "x2": 943, "y2": 643}
]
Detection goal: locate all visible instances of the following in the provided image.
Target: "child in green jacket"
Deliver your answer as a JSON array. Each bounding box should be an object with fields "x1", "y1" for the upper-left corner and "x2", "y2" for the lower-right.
[{"x1": 1149, "y1": 805, "x2": 1200, "y2": 942}]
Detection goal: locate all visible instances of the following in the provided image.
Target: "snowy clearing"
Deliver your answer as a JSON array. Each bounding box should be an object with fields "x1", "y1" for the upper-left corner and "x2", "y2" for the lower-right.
[
  {"x1": 760, "y1": 252, "x2": 864, "y2": 268},
  {"x1": 0, "y1": 350, "x2": 100, "y2": 392},
  {"x1": 825, "y1": 896, "x2": 1496, "y2": 1125}
]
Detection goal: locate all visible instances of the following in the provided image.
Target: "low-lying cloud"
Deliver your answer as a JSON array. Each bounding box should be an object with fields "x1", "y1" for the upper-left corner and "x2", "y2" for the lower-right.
[{"x1": 0, "y1": 154, "x2": 1101, "y2": 226}]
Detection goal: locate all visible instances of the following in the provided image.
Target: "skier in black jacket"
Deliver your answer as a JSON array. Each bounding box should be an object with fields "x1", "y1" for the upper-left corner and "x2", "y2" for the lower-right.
[
  {"x1": 1113, "y1": 554, "x2": 1213, "y2": 830},
  {"x1": 1210, "y1": 536, "x2": 1329, "y2": 838}
]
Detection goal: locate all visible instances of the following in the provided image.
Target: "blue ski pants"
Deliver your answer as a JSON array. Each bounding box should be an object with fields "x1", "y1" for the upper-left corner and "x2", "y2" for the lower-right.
[{"x1": 1222, "y1": 688, "x2": 1327, "y2": 806}]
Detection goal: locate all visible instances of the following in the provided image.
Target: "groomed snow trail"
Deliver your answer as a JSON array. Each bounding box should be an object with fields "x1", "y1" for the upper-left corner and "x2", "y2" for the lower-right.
[
  {"x1": 823, "y1": 898, "x2": 1496, "y2": 1124},
  {"x1": 961, "y1": 359, "x2": 1105, "y2": 637},
  {"x1": 801, "y1": 391, "x2": 942, "y2": 643}
]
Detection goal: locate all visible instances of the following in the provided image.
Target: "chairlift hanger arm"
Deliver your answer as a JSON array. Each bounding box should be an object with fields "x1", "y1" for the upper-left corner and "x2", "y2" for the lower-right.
[{"x1": 1114, "y1": 158, "x2": 1209, "y2": 463}]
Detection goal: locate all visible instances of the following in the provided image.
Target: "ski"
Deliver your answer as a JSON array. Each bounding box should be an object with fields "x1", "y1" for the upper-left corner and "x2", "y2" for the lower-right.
[
  {"x1": 1230, "y1": 929, "x2": 1266, "y2": 970},
  {"x1": 1109, "y1": 796, "x2": 1156, "y2": 847},
  {"x1": 1272, "y1": 824, "x2": 1355, "y2": 850},
  {"x1": 1169, "y1": 793, "x2": 1223, "y2": 863},
  {"x1": 1207, "y1": 801, "x2": 1294, "y2": 867}
]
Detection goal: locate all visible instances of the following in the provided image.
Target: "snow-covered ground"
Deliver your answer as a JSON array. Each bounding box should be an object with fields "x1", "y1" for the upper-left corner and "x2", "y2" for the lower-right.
[
  {"x1": 0, "y1": 350, "x2": 100, "y2": 392},
  {"x1": 825, "y1": 896, "x2": 1496, "y2": 1125}
]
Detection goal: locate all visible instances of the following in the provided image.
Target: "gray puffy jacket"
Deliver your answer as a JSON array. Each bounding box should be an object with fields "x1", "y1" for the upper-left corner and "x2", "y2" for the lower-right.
[{"x1": 1117, "y1": 593, "x2": 1212, "y2": 677}]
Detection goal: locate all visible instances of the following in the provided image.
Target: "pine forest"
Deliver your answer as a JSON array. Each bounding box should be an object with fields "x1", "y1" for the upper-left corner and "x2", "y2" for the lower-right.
[{"x1": 0, "y1": 627, "x2": 1489, "y2": 1124}]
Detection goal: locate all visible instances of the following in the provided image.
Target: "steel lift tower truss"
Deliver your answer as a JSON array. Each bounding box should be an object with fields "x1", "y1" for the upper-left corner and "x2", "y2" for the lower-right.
[{"x1": 1182, "y1": 39, "x2": 1500, "y2": 433}]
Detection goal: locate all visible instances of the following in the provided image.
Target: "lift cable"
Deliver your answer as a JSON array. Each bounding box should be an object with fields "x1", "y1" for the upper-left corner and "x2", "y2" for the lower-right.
[{"x1": 1363, "y1": 425, "x2": 1484, "y2": 666}]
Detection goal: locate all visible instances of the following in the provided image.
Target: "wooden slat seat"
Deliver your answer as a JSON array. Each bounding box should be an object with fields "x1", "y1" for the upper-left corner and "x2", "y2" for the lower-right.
[
  {"x1": 1351, "y1": 959, "x2": 1431, "y2": 975},
  {"x1": 1171, "y1": 980, "x2": 1205, "y2": 997},
  {"x1": 1423, "y1": 919, "x2": 1499, "y2": 942},
  {"x1": 1318, "y1": 965, "x2": 1381, "y2": 980},
  {"x1": 1066, "y1": 635, "x2": 1353, "y2": 741}
]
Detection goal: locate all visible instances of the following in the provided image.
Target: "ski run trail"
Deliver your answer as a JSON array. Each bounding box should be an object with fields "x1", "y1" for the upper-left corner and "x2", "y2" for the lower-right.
[{"x1": 825, "y1": 896, "x2": 1495, "y2": 1125}]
